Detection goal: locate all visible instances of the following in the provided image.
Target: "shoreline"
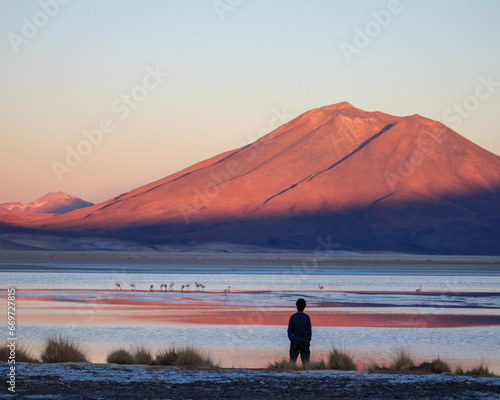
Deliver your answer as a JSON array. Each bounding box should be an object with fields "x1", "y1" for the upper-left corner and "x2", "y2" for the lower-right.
[
  {"x1": 4, "y1": 362, "x2": 499, "y2": 399},
  {"x1": 1, "y1": 250, "x2": 499, "y2": 275}
]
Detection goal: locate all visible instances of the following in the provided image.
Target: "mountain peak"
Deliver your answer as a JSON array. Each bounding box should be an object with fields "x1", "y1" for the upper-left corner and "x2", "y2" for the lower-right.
[
  {"x1": 0, "y1": 192, "x2": 93, "y2": 214},
  {"x1": 2, "y1": 104, "x2": 500, "y2": 254}
]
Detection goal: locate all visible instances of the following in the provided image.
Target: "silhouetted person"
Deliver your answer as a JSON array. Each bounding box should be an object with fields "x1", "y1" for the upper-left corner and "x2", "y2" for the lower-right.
[{"x1": 288, "y1": 298, "x2": 311, "y2": 364}]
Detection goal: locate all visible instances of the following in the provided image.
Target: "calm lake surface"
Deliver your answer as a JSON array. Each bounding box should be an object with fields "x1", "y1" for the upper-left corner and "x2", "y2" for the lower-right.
[{"x1": 1, "y1": 257, "x2": 499, "y2": 371}]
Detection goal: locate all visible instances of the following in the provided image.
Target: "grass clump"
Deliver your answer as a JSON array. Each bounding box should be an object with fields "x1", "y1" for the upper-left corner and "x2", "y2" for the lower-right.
[
  {"x1": 41, "y1": 335, "x2": 88, "y2": 363},
  {"x1": 390, "y1": 347, "x2": 414, "y2": 371},
  {"x1": 267, "y1": 358, "x2": 327, "y2": 371},
  {"x1": 368, "y1": 353, "x2": 452, "y2": 375},
  {"x1": 0, "y1": 343, "x2": 39, "y2": 363},
  {"x1": 328, "y1": 347, "x2": 357, "y2": 371},
  {"x1": 417, "y1": 358, "x2": 451, "y2": 374},
  {"x1": 267, "y1": 359, "x2": 301, "y2": 371},
  {"x1": 156, "y1": 346, "x2": 216, "y2": 367},
  {"x1": 455, "y1": 363, "x2": 497, "y2": 377},
  {"x1": 131, "y1": 345, "x2": 154, "y2": 365},
  {"x1": 106, "y1": 348, "x2": 135, "y2": 364}
]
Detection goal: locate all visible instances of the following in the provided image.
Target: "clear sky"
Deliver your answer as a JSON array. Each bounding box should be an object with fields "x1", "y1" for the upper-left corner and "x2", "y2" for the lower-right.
[{"x1": 1, "y1": 0, "x2": 499, "y2": 204}]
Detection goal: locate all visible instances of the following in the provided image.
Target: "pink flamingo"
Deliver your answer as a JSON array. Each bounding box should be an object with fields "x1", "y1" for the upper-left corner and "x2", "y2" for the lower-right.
[
  {"x1": 129, "y1": 284, "x2": 136, "y2": 291},
  {"x1": 201, "y1": 284, "x2": 206, "y2": 290},
  {"x1": 169, "y1": 283, "x2": 174, "y2": 291},
  {"x1": 186, "y1": 284, "x2": 191, "y2": 291},
  {"x1": 150, "y1": 285, "x2": 154, "y2": 292},
  {"x1": 416, "y1": 285, "x2": 422, "y2": 295},
  {"x1": 318, "y1": 284, "x2": 324, "y2": 290},
  {"x1": 116, "y1": 283, "x2": 122, "y2": 291},
  {"x1": 181, "y1": 285, "x2": 185, "y2": 292},
  {"x1": 223, "y1": 286, "x2": 231, "y2": 294}
]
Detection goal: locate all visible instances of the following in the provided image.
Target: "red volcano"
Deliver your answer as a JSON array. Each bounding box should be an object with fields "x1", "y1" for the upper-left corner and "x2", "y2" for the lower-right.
[{"x1": 4, "y1": 103, "x2": 500, "y2": 254}]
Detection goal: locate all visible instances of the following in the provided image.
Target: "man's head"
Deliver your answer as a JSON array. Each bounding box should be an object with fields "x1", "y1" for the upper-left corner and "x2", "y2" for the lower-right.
[{"x1": 296, "y1": 298, "x2": 306, "y2": 312}]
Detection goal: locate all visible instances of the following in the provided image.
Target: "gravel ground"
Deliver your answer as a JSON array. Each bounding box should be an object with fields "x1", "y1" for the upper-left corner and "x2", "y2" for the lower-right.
[{"x1": 1, "y1": 363, "x2": 500, "y2": 400}]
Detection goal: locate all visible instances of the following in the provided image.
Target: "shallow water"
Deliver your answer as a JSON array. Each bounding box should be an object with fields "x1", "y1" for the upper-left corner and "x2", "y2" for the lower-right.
[{"x1": 1, "y1": 262, "x2": 499, "y2": 371}]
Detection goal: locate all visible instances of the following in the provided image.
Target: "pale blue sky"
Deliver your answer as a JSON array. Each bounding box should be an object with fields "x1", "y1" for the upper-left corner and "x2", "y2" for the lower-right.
[{"x1": 1, "y1": 0, "x2": 499, "y2": 203}]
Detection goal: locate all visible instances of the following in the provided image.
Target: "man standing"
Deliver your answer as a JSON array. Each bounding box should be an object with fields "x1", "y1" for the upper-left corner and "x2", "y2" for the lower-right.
[{"x1": 288, "y1": 298, "x2": 311, "y2": 364}]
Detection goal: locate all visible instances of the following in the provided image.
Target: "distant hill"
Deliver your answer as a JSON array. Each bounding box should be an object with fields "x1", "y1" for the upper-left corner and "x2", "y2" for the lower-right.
[
  {"x1": 2, "y1": 103, "x2": 500, "y2": 254},
  {"x1": 0, "y1": 192, "x2": 94, "y2": 214}
]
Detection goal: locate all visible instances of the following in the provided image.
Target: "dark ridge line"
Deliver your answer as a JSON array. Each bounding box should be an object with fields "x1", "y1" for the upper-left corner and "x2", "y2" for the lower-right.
[
  {"x1": 94, "y1": 200, "x2": 122, "y2": 213},
  {"x1": 101, "y1": 113, "x2": 326, "y2": 205},
  {"x1": 262, "y1": 175, "x2": 312, "y2": 206},
  {"x1": 261, "y1": 123, "x2": 397, "y2": 207},
  {"x1": 211, "y1": 118, "x2": 341, "y2": 190},
  {"x1": 306, "y1": 123, "x2": 397, "y2": 183},
  {"x1": 213, "y1": 143, "x2": 252, "y2": 165},
  {"x1": 370, "y1": 192, "x2": 395, "y2": 207},
  {"x1": 128, "y1": 144, "x2": 257, "y2": 200}
]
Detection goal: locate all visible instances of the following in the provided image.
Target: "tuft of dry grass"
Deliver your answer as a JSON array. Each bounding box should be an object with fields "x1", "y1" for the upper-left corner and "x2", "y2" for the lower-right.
[
  {"x1": 131, "y1": 345, "x2": 154, "y2": 365},
  {"x1": 156, "y1": 347, "x2": 178, "y2": 366},
  {"x1": 175, "y1": 346, "x2": 217, "y2": 367},
  {"x1": 41, "y1": 335, "x2": 88, "y2": 363},
  {"x1": 0, "y1": 343, "x2": 39, "y2": 363},
  {"x1": 390, "y1": 347, "x2": 414, "y2": 371},
  {"x1": 328, "y1": 347, "x2": 357, "y2": 371},
  {"x1": 106, "y1": 348, "x2": 135, "y2": 364},
  {"x1": 455, "y1": 362, "x2": 497, "y2": 377},
  {"x1": 267, "y1": 358, "x2": 327, "y2": 371},
  {"x1": 368, "y1": 354, "x2": 452, "y2": 375},
  {"x1": 155, "y1": 346, "x2": 217, "y2": 367},
  {"x1": 418, "y1": 358, "x2": 451, "y2": 374}
]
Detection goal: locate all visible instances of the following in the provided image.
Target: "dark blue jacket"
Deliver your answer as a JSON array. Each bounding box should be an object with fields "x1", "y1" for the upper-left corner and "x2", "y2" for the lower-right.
[{"x1": 288, "y1": 312, "x2": 312, "y2": 343}]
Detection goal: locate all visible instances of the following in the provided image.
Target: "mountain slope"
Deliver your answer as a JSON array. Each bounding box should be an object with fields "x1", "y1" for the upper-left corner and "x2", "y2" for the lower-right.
[
  {"x1": 3, "y1": 103, "x2": 500, "y2": 254},
  {"x1": 0, "y1": 192, "x2": 94, "y2": 214}
]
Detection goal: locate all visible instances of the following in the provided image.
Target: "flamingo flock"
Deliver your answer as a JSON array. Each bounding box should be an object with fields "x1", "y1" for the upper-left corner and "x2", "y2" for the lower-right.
[
  {"x1": 114, "y1": 282, "x2": 208, "y2": 292},
  {"x1": 116, "y1": 282, "x2": 334, "y2": 293}
]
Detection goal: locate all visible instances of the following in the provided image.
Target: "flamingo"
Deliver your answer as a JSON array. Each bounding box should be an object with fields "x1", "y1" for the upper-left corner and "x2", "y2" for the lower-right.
[
  {"x1": 223, "y1": 286, "x2": 231, "y2": 294},
  {"x1": 200, "y1": 284, "x2": 206, "y2": 290},
  {"x1": 195, "y1": 282, "x2": 201, "y2": 290},
  {"x1": 186, "y1": 284, "x2": 191, "y2": 291},
  {"x1": 129, "y1": 284, "x2": 136, "y2": 291},
  {"x1": 116, "y1": 283, "x2": 122, "y2": 291},
  {"x1": 181, "y1": 285, "x2": 185, "y2": 292},
  {"x1": 169, "y1": 283, "x2": 174, "y2": 291},
  {"x1": 164, "y1": 284, "x2": 168, "y2": 292},
  {"x1": 160, "y1": 284, "x2": 164, "y2": 290},
  {"x1": 318, "y1": 284, "x2": 324, "y2": 290},
  {"x1": 416, "y1": 285, "x2": 422, "y2": 295},
  {"x1": 150, "y1": 285, "x2": 154, "y2": 292}
]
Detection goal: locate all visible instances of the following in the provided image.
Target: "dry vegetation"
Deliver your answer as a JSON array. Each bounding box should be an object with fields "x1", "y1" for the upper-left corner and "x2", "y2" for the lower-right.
[
  {"x1": 268, "y1": 347, "x2": 355, "y2": 371},
  {"x1": 155, "y1": 345, "x2": 217, "y2": 367},
  {"x1": 3, "y1": 337, "x2": 497, "y2": 378},
  {"x1": 0, "y1": 343, "x2": 39, "y2": 363},
  {"x1": 40, "y1": 335, "x2": 89, "y2": 363},
  {"x1": 106, "y1": 348, "x2": 135, "y2": 364}
]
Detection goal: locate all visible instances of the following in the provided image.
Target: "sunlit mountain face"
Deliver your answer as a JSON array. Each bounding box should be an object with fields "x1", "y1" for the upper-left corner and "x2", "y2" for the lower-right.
[
  {"x1": 3, "y1": 103, "x2": 500, "y2": 254},
  {"x1": 0, "y1": 192, "x2": 93, "y2": 214}
]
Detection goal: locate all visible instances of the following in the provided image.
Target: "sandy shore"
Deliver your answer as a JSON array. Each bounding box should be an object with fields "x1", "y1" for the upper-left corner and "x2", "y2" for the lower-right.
[{"x1": 3, "y1": 362, "x2": 499, "y2": 400}]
